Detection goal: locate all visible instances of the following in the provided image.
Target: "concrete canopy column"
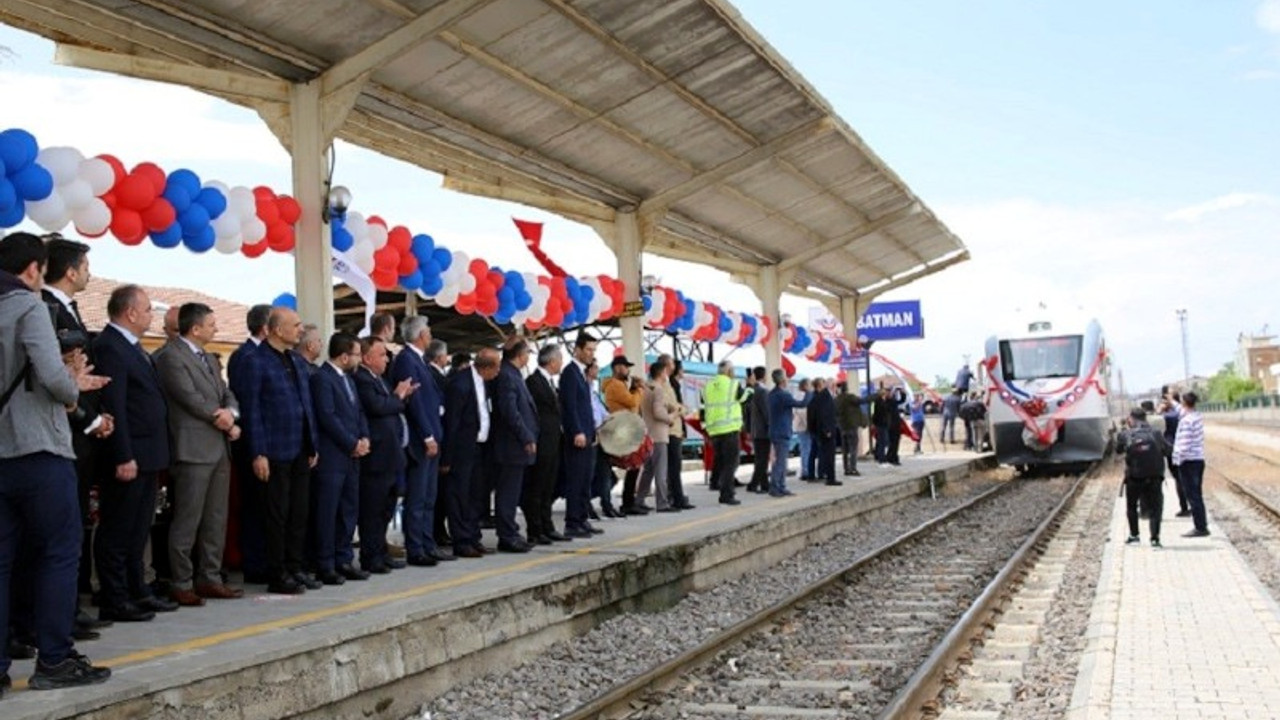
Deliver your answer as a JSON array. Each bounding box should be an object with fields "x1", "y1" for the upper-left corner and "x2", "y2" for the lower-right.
[
  {"x1": 615, "y1": 211, "x2": 645, "y2": 365},
  {"x1": 838, "y1": 294, "x2": 861, "y2": 347},
  {"x1": 289, "y1": 80, "x2": 334, "y2": 338},
  {"x1": 757, "y1": 265, "x2": 783, "y2": 372}
]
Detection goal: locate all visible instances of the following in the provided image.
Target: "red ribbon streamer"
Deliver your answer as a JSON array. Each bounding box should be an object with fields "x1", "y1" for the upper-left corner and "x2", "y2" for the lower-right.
[{"x1": 513, "y1": 217, "x2": 568, "y2": 278}]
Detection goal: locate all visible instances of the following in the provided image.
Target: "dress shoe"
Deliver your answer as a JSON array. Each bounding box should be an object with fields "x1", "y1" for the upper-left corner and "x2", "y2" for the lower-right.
[
  {"x1": 584, "y1": 523, "x2": 604, "y2": 535},
  {"x1": 195, "y1": 583, "x2": 245, "y2": 599},
  {"x1": 1175, "y1": 510, "x2": 1191, "y2": 517},
  {"x1": 267, "y1": 577, "x2": 305, "y2": 595},
  {"x1": 407, "y1": 554, "x2": 439, "y2": 567},
  {"x1": 825, "y1": 480, "x2": 844, "y2": 487},
  {"x1": 171, "y1": 588, "x2": 206, "y2": 607},
  {"x1": 71, "y1": 627, "x2": 100, "y2": 641},
  {"x1": 720, "y1": 498, "x2": 741, "y2": 506},
  {"x1": 529, "y1": 534, "x2": 554, "y2": 546},
  {"x1": 602, "y1": 505, "x2": 624, "y2": 518},
  {"x1": 454, "y1": 546, "x2": 485, "y2": 559},
  {"x1": 1183, "y1": 528, "x2": 1211, "y2": 538},
  {"x1": 317, "y1": 570, "x2": 347, "y2": 586},
  {"x1": 588, "y1": 508, "x2": 601, "y2": 521},
  {"x1": 656, "y1": 506, "x2": 680, "y2": 513},
  {"x1": 545, "y1": 530, "x2": 573, "y2": 542},
  {"x1": 623, "y1": 505, "x2": 650, "y2": 516},
  {"x1": 428, "y1": 548, "x2": 458, "y2": 562},
  {"x1": 498, "y1": 539, "x2": 533, "y2": 553},
  {"x1": 365, "y1": 562, "x2": 393, "y2": 575},
  {"x1": 76, "y1": 609, "x2": 112, "y2": 630},
  {"x1": 294, "y1": 573, "x2": 323, "y2": 590},
  {"x1": 339, "y1": 565, "x2": 370, "y2": 581},
  {"x1": 99, "y1": 603, "x2": 155, "y2": 622},
  {"x1": 136, "y1": 595, "x2": 179, "y2": 613},
  {"x1": 565, "y1": 526, "x2": 594, "y2": 539},
  {"x1": 386, "y1": 557, "x2": 407, "y2": 569},
  {"x1": 474, "y1": 544, "x2": 495, "y2": 555},
  {"x1": 387, "y1": 543, "x2": 407, "y2": 559},
  {"x1": 676, "y1": 502, "x2": 696, "y2": 510}
]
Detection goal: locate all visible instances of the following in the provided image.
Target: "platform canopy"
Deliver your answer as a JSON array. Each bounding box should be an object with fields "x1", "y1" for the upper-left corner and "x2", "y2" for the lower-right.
[{"x1": 3, "y1": 0, "x2": 967, "y2": 305}]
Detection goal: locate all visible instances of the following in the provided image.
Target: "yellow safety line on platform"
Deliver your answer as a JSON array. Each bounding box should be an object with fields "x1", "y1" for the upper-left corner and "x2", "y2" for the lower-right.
[{"x1": 80, "y1": 506, "x2": 754, "y2": 672}]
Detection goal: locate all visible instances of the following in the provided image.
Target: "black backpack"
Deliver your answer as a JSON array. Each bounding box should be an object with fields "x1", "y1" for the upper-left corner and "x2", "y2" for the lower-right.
[{"x1": 1125, "y1": 426, "x2": 1165, "y2": 478}]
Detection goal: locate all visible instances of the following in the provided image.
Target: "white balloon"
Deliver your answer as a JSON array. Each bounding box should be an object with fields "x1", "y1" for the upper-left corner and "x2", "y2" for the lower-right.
[
  {"x1": 212, "y1": 210, "x2": 241, "y2": 239},
  {"x1": 27, "y1": 193, "x2": 70, "y2": 231},
  {"x1": 435, "y1": 287, "x2": 459, "y2": 308},
  {"x1": 72, "y1": 199, "x2": 111, "y2": 236},
  {"x1": 215, "y1": 233, "x2": 244, "y2": 254},
  {"x1": 202, "y1": 179, "x2": 230, "y2": 195},
  {"x1": 355, "y1": 251, "x2": 375, "y2": 274},
  {"x1": 61, "y1": 179, "x2": 94, "y2": 210},
  {"x1": 78, "y1": 158, "x2": 116, "y2": 196},
  {"x1": 242, "y1": 217, "x2": 267, "y2": 244},
  {"x1": 367, "y1": 221, "x2": 389, "y2": 250},
  {"x1": 228, "y1": 187, "x2": 256, "y2": 218},
  {"x1": 459, "y1": 273, "x2": 477, "y2": 294},
  {"x1": 38, "y1": 147, "x2": 84, "y2": 186}
]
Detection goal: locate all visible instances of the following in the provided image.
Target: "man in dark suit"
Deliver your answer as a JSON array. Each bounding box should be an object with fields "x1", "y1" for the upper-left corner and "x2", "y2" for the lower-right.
[
  {"x1": 490, "y1": 340, "x2": 538, "y2": 553},
  {"x1": 39, "y1": 237, "x2": 113, "y2": 637},
  {"x1": 353, "y1": 336, "x2": 414, "y2": 573},
  {"x1": 227, "y1": 303, "x2": 271, "y2": 584},
  {"x1": 238, "y1": 307, "x2": 321, "y2": 595},
  {"x1": 310, "y1": 333, "x2": 371, "y2": 585},
  {"x1": 523, "y1": 345, "x2": 566, "y2": 545},
  {"x1": 92, "y1": 285, "x2": 177, "y2": 622},
  {"x1": 424, "y1": 339, "x2": 453, "y2": 547},
  {"x1": 559, "y1": 333, "x2": 602, "y2": 539},
  {"x1": 442, "y1": 348, "x2": 501, "y2": 559},
  {"x1": 391, "y1": 316, "x2": 452, "y2": 565},
  {"x1": 154, "y1": 303, "x2": 243, "y2": 607},
  {"x1": 746, "y1": 366, "x2": 770, "y2": 493},
  {"x1": 806, "y1": 378, "x2": 841, "y2": 486}
]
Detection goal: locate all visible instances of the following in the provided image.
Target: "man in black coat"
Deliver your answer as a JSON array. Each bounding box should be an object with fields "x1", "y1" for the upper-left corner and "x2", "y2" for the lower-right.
[
  {"x1": 524, "y1": 345, "x2": 566, "y2": 545},
  {"x1": 92, "y1": 285, "x2": 177, "y2": 622},
  {"x1": 353, "y1": 337, "x2": 413, "y2": 574},
  {"x1": 805, "y1": 378, "x2": 841, "y2": 486},
  {"x1": 746, "y1": 366, "x2": 770, "y2": 494},
  {"x1": 490, "y1": 341, "x2": 539, "y2": 553},
  {"x1": 441, "y1": 348, "x2": 501, "y2": 558}
]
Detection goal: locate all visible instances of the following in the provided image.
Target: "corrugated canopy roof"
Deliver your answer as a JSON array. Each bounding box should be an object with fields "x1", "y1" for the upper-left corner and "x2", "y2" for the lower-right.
[{"x1": 4, "y1": 0, "x2": 968, "y2": 302}]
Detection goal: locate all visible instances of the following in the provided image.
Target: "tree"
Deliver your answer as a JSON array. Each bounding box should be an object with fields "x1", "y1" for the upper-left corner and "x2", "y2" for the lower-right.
[
  {"x1": 1206, "y1": 362, "x2": 1262, "y2": 405},
  {"x1": 933, "y1": 375, "x2": 954, "y2": 394}
]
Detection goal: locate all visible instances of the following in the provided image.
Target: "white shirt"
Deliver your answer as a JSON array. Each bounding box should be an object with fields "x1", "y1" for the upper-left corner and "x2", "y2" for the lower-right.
[
  {"x1": 109, "y1": 322, "x2": 140, "y2": 346},
  {"x1": 538, "y1": 366, "x2": 559, "y2": 390},
  {"x1": 46, "y1": 286, "x2": 75, "y2": 316},
  {"x1": 250, "y1": 336, "x2": 263, "y2": 346},
  {"x1": 572, "y1": 357, "x2": 589, "y2": 378},
  {"x1": 180, "y1": 336, "x2": 204, "y2": 357},
  {"x1": 405, "y1": 343, "x2": 425, "y2": 359},
  {"x1": 472, "y1": 366, "x2": 491, "y2": 442}
]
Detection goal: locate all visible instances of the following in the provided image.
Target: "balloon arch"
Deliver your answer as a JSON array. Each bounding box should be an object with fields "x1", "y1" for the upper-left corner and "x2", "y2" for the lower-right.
[{"x1": 0, "y1": 127, "x2": 855, "y2": 364}]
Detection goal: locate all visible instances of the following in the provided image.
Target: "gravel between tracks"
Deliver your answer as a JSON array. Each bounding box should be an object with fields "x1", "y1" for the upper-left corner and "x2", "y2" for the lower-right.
[
  {"x1": 419, "y1": 474, "x2": 1005, "y2": 720},
  {"x1": 1206, "y1": 444, "x2": 1280, "y2": 610}
]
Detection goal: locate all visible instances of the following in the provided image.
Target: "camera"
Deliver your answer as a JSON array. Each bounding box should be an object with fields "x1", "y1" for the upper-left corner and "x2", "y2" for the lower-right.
[{"x1": 57, "y1": 328, "x2": 90, "y2": 354}]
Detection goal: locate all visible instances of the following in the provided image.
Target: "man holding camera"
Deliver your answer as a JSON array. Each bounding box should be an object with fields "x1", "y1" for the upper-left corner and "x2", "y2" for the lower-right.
[{"x1": 0, "y1": 232, "x2": 112, "y2": 694}]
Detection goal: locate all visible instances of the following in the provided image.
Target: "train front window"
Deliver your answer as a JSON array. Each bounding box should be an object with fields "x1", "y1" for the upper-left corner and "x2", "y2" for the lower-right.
[{"x1": 1000, "y1": 336, "x2": 1082, "y2": 381}]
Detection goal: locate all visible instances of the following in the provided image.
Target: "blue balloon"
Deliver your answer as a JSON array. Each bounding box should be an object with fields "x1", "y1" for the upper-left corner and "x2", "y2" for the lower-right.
[
  {"x1": 150, "y1": 224, "x2": 183, "y2": 249},
  {"x1": 423, "y1": 274, "x2": 444, "y2": 296},
  {"x1": 0, "y1": 178, "x2": 17, "y2": 214},
  {"x1": 163, "y1": 186, "x2": 192, "y2": 214},
  {"x1": 184, "y1": 225, "x2": 216, "y2": 253},
  {"x1": 271, "y1": 292, "x2": 297, "y2": 310},
  {"x1": 166, "y1": 169, "x2": 202, "y2": 198},
  {"x1": 505, "y1": 271, "x2": 524, "y2": 292},
  {"x1": 332, "y1": 226, "x2": 354, "y2": 252},
  {"x1": 11, "y1": 163, "x2": 52, "y2": 202},
  {"x1": 642, "y1": 295, "x2": 652, "y2": 312},
  {"x1": 423, "y1": 260, "x2": 442, "y2": 278},
  {"x1": 400, "y1": 269, "x2": 423, "y2": 291},
  {"x1": 410, "y1": 234, "x2": 434, "y2": 260},
  {"x1": 516, "y1": 291, "x2": 532, "y2": 309},
  {"x1": 719, "y1": 314, "x2": 732, "y2": 333},
  {"x1": 0, "y1": 197, "x2": 24, "y2": 228},
  {"x1": 498, "y1": 287, "x2": 514, "y2": 304},
  {"x1": 0, "y1": 129, "x2": 38, "y2": 173},
  {"x1": 432, "y1": 247, "x2": 451, "y2": 272},
  {"x1": 194, "y1": 187, "x2": 227, "y2": 219},
  {"x1": 179, "y1": 204, "x2": 211, "y2": 238}
]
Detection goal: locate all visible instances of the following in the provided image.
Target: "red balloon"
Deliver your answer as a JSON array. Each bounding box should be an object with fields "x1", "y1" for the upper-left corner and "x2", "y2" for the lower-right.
[
  {"x1": 397, "y1": 252, "x2": 418, "y2": 276},
  {"x1": 455, "y1": 296, "x2": 476, "y2": 315},
  {"x1": 267, "y1": 222, "x2": 295, "y2": 251},
  {"x1": 276, "y1": 196, "x2": 302, "y2": 224},
  {"x1": 366, "y1": 215, "x2": 387, "y2": 230},
  {"x1": 115, "y1": 175, "x2": 158, "y2": 212},
  {"x1": 132, "y1": 162, "x2": 167, "y2": 194},
  {"x1": 388, "y1": 226, "x2": 411, "y2": 253},
  {"x1": 469, "y1": 258, "x2": 489, "y2": 277},
  {"x1": 371, "y1": 268, "x2": 398, "y2": 290},
  {"x1": 253, "y1": 186, "x2": 277, "y2": 202},
  {"x1": 97, "y1": 154, "x2": 126, "y2": 187},
  {"x1": 110, "y1": 209, "x2": 145, "y2": 245},
  {"x1": 256, "y1": 199, "x2": 280, "y2": 224},
  {"x1": 479, "y1": 297, "x2": 499, "y2": 316},
  {"x1": 241, "y1": 240, "x2": 268, "y2": 258},
  {"x1": 101, "y1": 192, "x2": 117, "y2": 210},
  {"x1": 374, "y1": 246, "x2": 400, "y2": 270},
  {"x1": 488, "y1": 269, "x2": 505, "y2": 291},
  {"x1": 476, "y1": 281, "x2": 495, "y2": 299},
  {"x1": 140, "y1": 198, "x2": 176, "y2": 233}
]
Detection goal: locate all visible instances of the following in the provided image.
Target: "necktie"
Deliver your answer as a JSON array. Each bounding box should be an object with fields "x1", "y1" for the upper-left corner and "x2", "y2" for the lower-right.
[
  {"x1": 343, "y1": 373, "x2": 357, "y2": 404},
  {"x1": 68, "y1": 299, "x2": 83, "y2": 327},
  {"x1": 197, "y1": 350, "x2": 218, "y2": 379}
]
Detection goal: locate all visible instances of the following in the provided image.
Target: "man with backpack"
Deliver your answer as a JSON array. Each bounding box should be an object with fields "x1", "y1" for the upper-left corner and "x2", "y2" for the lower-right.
[{"x1": 1117, "y1": 408, "x2": 1167, "y2": 548}]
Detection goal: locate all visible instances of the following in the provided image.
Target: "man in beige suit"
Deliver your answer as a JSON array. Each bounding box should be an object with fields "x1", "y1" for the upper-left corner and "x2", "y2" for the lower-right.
[{"x1": 155, "y1": 302, "x2": 243, "y2": 606}]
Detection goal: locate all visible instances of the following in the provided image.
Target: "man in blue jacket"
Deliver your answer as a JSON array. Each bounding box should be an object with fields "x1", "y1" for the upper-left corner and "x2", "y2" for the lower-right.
[
  {"x1": 239, "y1": 307, "x2": 320, "y2": 595},
  {"x1": 310, "y1": 333, "x2": 371, "y2": 584},
  {"x1": 392, "y1": 316, "x2": 452, "y2": 565},
  {"x1": 767, "y1": 370, "x2": 811, "y2": 497},
  {"x1": 559, "y1": 333, "x2": 602, "y2": 538},
  {"x1": 490, "y1": 340, "x2": 539, "y2": 552},
  {"x1": 353, "y1": 336, "x2": 412, "y2": 573}
]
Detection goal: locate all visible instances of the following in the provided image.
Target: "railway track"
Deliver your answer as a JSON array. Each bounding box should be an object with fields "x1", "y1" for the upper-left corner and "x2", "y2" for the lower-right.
[
  {"x1": 1210, "y1": 441, "x2": 1280, "y2": 520},
  {"x1": 552, "y1": 468, "x2": 1095, "y2": 720}
]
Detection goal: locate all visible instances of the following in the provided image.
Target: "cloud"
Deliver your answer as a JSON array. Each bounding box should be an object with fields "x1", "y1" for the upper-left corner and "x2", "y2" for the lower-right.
[
  {"x1": 1164, "y1": 193, "x2": 1277, "y2": 222},
  {"x1": 1241, "y1": 69, "x2": 1280, "y2": 80},
  {"x1": 1260, "y1": 0, "x2": 1280, "y2": 35}
]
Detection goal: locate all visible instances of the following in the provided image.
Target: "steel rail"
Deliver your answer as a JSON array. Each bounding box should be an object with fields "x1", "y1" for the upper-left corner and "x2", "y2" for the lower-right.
[
  {"x1": 876, "y1": 463, "x2": 1097, "y2": 720},
  {"x1": 553, "y1": 478, "x2": 1021, "y2": 720}
]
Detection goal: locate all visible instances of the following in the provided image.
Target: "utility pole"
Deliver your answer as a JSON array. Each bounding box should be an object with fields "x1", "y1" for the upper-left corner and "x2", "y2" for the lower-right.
[{"x1": 1176, "y1": 308, "x2": 1190, "y2": 385}]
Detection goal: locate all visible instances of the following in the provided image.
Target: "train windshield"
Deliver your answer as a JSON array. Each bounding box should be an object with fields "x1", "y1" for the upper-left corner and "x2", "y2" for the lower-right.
[{"x1": 999, "y1": 335, "x2": 1082, "y2": 381}]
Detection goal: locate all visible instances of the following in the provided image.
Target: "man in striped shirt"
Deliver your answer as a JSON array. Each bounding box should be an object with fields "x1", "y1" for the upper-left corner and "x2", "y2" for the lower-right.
[{"x1": 1171, "y1": 391, "x2": 1208, "y2": 537}]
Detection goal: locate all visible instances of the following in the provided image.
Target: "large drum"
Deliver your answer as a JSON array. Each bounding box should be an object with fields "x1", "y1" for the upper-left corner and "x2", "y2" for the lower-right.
[{"x1": 598, "y1": 412, "x2": 653, "y2": 470}]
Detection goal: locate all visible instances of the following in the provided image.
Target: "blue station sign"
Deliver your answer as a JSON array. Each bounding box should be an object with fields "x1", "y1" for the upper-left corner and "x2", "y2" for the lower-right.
[{"x1": 856, "y1": 300, "x2": 924, "y2": 341}]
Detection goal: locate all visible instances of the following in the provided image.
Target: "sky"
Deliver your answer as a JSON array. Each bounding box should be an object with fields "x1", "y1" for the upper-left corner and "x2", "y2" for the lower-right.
[{"x1": 1, "y1": 1, "x2": 1278, "y2": 392}]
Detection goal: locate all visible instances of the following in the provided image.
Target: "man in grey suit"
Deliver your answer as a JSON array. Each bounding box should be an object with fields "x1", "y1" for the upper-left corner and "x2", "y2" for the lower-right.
[{"x1": 155, "y1": 303, "x2": 244, "y2": 607}]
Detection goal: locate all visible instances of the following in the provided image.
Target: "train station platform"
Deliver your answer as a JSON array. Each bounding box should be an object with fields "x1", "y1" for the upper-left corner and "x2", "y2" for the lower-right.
[
  {"x1": 1070, "y1": 469, "x2": 1280, "y2": 718},
  {"x1": 4, "y1": 452, "x2": 990, "y2": 720}
]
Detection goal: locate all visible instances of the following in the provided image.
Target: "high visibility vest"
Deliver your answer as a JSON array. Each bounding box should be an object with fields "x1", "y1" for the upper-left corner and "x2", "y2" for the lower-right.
[{"x1": 703, "y1": 375, "x2": 743, "y2": 437}]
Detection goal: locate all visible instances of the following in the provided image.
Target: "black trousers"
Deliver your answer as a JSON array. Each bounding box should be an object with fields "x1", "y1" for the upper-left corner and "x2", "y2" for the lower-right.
[
  {"x1": 667, "y1": 437, "x2": 688, "y2": 506},
  {"x1": 358, "y1": 469, "x2": 396, "y2": 568},
  {"x1": 710, "y1": 433, "x2": 740, "y2": 502},
  {"x1": 256, "y1": 454, "x2": 311, "y2": 580},
  {"x1": 814, "y1": 433, "x2": 836, "y2": 481},
  {"x1": 95, "y1": 470, "x2": 158, "y2": 609},
  {"x1": 493, "y1": 462, "x2": 526, "y2": 545},
  {"x1": 442, "y1": 442, "x2": 486, "y2": 551},
  {"x1": 1125, "y1": 476, "x2": 1163, "y2": 539},
  {"x1": 621, "y1": 468, "x2": 640, "y2": 509},
  {"x1": 749, "y1": 438, "x2": 770, "y2": 491},
  {"x1": 522, "y1": 433, "x2": 562, "y2": 538},
  {"x1": 887, "y1": 422, "x2": 902, "y2": 464}
]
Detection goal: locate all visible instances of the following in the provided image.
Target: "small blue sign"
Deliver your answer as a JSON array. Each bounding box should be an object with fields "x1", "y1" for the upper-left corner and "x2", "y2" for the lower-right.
[
  {"x1": 856, "y1": 300, "x2": 924, "y2": 342},
  {"x1": 840, "y1": 351, "x2": 869, "y2": 371}
]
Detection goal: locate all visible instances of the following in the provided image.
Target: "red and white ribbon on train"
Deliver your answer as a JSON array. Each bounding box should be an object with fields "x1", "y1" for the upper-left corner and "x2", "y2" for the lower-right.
[{"x1": 982, "y1": 348, "x2": 1108, "y2": 449}]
